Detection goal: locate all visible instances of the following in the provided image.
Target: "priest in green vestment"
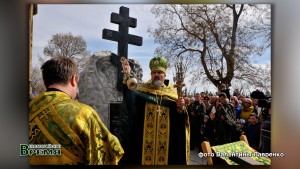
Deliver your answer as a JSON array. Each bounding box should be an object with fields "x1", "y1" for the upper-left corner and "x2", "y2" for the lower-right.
[
  {"x1": 116, "y1": 56, "x2": 190, "y2": 165},
  {"x1": 29, "y1": 57, "x2": 124, "y2": 165}
]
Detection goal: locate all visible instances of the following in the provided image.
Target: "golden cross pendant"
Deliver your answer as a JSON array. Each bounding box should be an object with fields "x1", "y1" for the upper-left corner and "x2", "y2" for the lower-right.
[{"x1": 157, "y1": 106, "x2": 162, "y2": 116}]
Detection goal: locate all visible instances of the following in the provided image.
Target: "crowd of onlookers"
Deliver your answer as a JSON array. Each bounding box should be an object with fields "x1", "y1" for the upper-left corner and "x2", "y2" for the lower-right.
[{"x1": 183, "y1": 84, "x2": 271, "y2": 154}]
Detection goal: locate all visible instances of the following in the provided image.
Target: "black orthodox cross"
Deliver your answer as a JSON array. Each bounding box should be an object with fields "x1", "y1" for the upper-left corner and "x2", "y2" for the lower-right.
[{"x1": 102, "y1": 6, "x2": 143, "y2": 91}]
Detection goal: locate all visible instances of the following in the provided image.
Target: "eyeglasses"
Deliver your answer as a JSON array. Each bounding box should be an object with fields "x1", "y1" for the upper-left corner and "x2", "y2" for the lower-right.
[{"x1": 244, "y1": 102, "x2": 251, "y2": 104}]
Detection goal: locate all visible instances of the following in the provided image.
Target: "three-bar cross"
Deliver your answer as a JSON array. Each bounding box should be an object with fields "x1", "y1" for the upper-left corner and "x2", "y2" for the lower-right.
[{"x1": 102, "y1": 6, "x2": 143, "y2": 90}]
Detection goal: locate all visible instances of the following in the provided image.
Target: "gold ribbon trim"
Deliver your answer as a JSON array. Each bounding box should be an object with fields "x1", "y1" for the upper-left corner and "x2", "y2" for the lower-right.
[{"x1": 32, "y1": 116, "x2": 84, "y2": 164}]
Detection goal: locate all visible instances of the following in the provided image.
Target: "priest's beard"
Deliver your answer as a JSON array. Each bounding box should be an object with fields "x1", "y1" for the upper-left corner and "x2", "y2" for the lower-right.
[{"x1": 153, "y1": 80, "x2": 164, "y2": 87}]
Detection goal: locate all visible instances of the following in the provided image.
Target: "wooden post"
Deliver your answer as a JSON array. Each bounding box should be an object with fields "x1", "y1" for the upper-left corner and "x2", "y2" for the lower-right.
[
  {"x1": 29, "y1": 4, "x2": 34, "y2": 97},
  {"x1": 29, "y1": 4, "x2": 37, "y2": 99},
  {"x1": 201, "y1": 141, "x2": 213, "y2": 165},
  {"x1": 240, "y1": 134, "x2": 249, "y2": 145}
]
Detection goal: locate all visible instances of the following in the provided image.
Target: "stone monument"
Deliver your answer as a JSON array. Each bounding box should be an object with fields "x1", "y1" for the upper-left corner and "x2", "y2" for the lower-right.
[{"x1": 78, "y1": 51, "x2": 143, "y2": 128}]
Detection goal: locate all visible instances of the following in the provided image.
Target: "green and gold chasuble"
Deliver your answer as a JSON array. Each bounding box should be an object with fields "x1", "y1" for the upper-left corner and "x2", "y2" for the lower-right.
[
  {"x1": 137, "y1": 81, "x2": 190, "y2": 165},
  {"x1": 29, "y1": 91, "x2": 124, "y2": 165}
]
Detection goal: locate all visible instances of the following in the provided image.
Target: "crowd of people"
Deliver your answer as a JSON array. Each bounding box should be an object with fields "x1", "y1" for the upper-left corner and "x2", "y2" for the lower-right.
[{"x1": 183, "y1": 86, "x2": 271, "y2": 154}]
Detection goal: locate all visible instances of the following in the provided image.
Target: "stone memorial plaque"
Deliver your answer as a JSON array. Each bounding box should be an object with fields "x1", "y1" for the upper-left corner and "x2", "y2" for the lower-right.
[{"x1": 109, "y1": 102, "x2": 122, "y2": 135}]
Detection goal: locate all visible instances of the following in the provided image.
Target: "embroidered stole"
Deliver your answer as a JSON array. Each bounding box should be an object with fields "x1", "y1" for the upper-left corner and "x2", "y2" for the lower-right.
[
  {"x1": 142, "y1": 102, "x2": 170, "y2": 165},
  {"x1": 136, "y1": 82, "x2": 190, "y2": 165}
]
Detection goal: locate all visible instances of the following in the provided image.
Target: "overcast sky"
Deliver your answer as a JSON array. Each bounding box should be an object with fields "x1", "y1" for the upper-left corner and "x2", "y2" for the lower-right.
[
  {"x1": 33, "y1": 4, "x2": 160, "y2": 82},
  {"x1": 32, "y1": 4, "x2": 270, "y2": 93}
]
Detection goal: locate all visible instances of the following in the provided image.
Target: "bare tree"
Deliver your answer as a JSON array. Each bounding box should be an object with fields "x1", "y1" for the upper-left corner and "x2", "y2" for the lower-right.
[
  {"x1": 231, "y1": 80, "x2": 251, "y2": 96},
  {"x1": 43, "y1": 32, "x2": 90, "y2": 72},
  {"x1": 31, "y1": 32, "x2": 91, "y2": 95},
  {"x1": 148, "y1": 4, "x2": 271, "y2": 90},
  {"x1": 31, "y1": 66, "x2": 46, "y2": 94}
]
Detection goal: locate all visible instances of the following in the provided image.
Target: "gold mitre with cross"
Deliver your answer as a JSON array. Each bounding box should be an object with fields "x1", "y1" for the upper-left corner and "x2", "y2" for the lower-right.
[{"x1": 149, "y1": 56, "x2": 168, "y2": 73}]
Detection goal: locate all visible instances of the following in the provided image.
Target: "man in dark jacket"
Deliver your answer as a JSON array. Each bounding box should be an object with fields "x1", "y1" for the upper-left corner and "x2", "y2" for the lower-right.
[
  {"x1": 245, "y1": 113, "x2": 261, "y2": 151},
  {"x1": 215, "y1": 93, "x2": 243, "y2": 145},
  {"x1": 187, "y1": 93, "x2": 206, "y2": 151}
]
